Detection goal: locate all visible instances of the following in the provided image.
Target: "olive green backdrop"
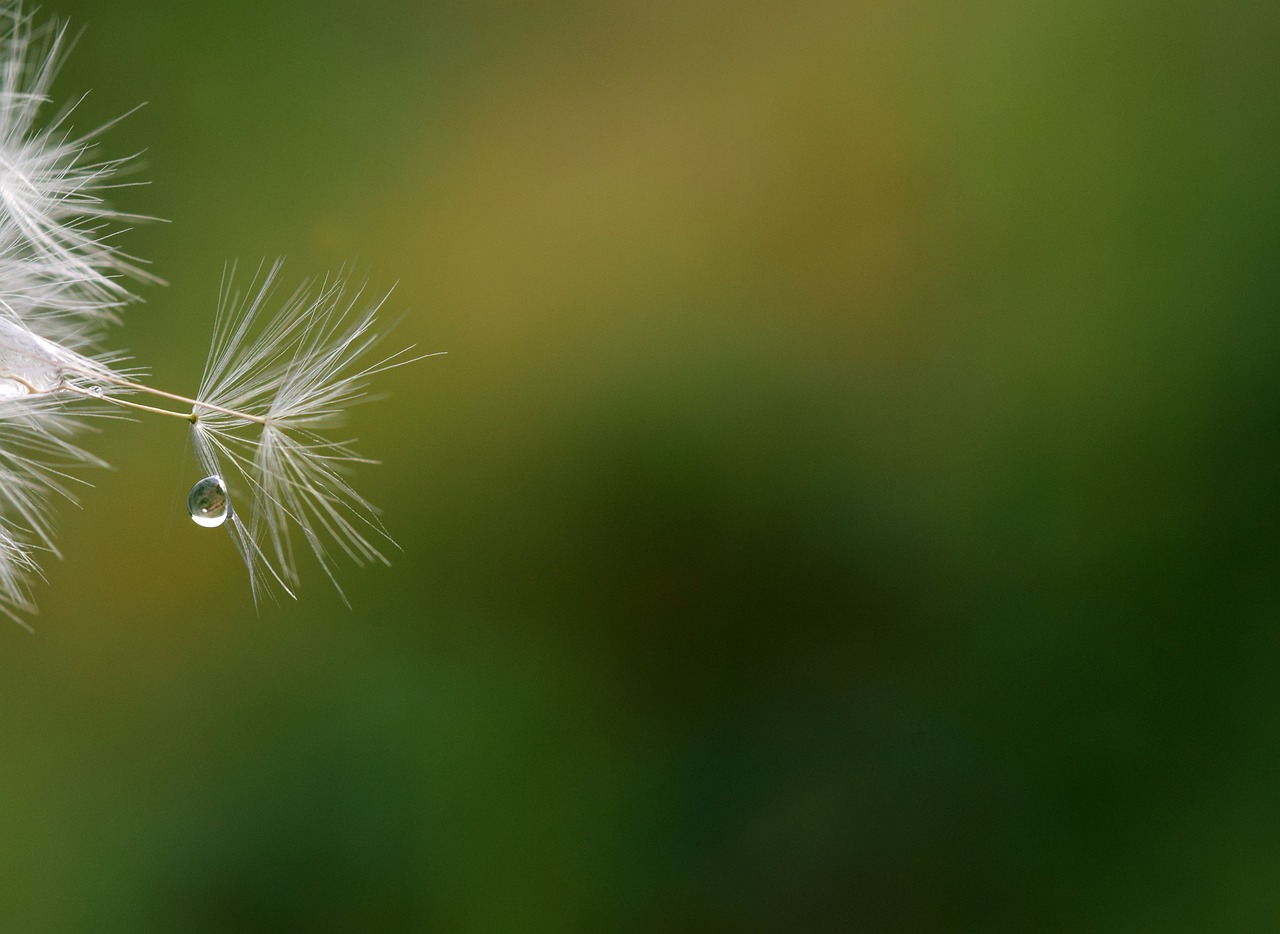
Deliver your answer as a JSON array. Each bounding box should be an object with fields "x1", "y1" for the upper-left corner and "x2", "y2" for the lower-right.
[{"x1": 1, "y1": 1, "x2": 1277, "y2": 930}]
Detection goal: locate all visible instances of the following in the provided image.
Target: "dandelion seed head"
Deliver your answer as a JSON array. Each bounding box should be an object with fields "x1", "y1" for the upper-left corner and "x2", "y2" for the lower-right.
[
  {"x1": 0, "y1": 5, "x2": 427, "y2": 622},
  {"x1": 0, "y1": 3, "x2": 149, "y2": 619}
]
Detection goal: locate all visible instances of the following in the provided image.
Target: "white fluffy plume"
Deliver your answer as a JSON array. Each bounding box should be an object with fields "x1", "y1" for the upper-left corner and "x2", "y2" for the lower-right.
[
  {"x1": 0, "y1": 5, "x2": 423, "y2": 623},
  {"x1": 190, "y1": 261, "x2": 424, "y2": 605},
  {"x1": 0, "y1": 5, "x2": 142, "y2": 622}
]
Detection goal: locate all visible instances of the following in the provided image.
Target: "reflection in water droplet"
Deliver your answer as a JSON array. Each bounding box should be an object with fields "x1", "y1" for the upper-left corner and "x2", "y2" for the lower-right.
[
  {"x1": 89, "y1": 386, "x2": 103, "y2": 397},
  {"x1": 187, "y1": 475, "x2": 229, "y2": 528}
]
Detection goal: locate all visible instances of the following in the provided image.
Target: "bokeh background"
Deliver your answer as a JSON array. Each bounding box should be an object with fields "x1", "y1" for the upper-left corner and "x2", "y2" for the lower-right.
[{"x1": 0, "y1": 0, "x2": 1276, "y2": 930}]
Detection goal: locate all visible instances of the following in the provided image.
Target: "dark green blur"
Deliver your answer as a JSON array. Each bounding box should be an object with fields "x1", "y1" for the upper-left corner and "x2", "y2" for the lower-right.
[{"x1": 1, "y1": 0, "x2": 1276, "y2": 930}]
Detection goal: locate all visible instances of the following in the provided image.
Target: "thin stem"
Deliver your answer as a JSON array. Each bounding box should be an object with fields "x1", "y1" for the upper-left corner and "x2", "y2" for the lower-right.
[
  {"x1": 101, "y1": 375, "x2": 269, "y2": 425},
  {"x1": 57, "y1": 383, "x2": 196, "y2": 421},
  {"x1": 0, "y1": 368, "x2": 267, "y2": 426},
  {"x1": 0, "y1": 374, "x2": 42, "y2": 395},
  {"x1": 53, "y1": 366, "x2": 270, "y2": 426}
]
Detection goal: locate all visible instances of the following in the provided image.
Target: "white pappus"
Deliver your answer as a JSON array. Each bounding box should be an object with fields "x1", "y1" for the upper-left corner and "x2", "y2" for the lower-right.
[{"x1": 0, "y1": 5, "x2": 429, "y2": 624}]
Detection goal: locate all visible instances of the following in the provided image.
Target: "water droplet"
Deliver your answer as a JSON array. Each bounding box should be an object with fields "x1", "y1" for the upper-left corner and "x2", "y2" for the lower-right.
[
  {"x1": 187, "y1": 475, "x2": 229, "y2": 528},
  {"x1": 89, "y1": 386, "x2": 103, "y2": 397}
]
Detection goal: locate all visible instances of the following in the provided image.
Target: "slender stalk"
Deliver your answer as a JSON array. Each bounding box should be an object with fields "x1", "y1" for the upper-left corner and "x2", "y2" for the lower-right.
[
  {"x1": 99, "y1": 374, "x2": 270, "y2": 425},
  {"x1": 0, "y1": 374, "x2": 42, "y2": 395},
  {"x1": 1, "y1": 369, "x2": 266, "y2": 426},
  {"x1": 51, "y1": 365, "x2": 270, "y2": 426},
  {"x1": 57, "y1": 382, "x2": 196, "y2": 421}
]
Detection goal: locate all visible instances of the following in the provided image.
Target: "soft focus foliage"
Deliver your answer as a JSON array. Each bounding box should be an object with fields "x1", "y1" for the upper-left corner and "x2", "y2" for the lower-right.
[{"x1": 2, "y1": 0, "x2": 1277, "y2": 931}]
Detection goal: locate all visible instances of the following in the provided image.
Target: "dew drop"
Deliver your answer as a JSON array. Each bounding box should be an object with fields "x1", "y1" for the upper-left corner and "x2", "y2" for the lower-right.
[
  {"x1": 89, "y1": 386, "x2": 103, "y2": 397},
  {"x1": 187, "y1": 475, "x2": 229, "y2": 528}
]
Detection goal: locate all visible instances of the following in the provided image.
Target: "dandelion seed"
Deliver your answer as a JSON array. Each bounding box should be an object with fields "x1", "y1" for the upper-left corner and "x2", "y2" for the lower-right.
[
  {"x1": 0, "y1": 5, "x2": 146, "y2": 620},
  {"x1": 186, "y1": 261, "x2": 426, "y2": 604},
  {"x1": 0, "y1": 5, "x2": 431, "y2": 622}
]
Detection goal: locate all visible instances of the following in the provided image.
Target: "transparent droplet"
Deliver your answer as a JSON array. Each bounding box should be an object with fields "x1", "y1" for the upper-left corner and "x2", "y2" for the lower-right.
[
  {"x1": 187, "y1": 475, "x2": 229, "y2": 528},
  {"x1": 88, "y1": 386, "x2": 103, "y2": 397}
]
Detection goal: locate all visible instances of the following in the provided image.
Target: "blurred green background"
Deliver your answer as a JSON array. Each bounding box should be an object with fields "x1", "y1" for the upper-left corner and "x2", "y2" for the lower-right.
[{"x1": 1, "y1": 0, "x2": 1277, "y2": 930}]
